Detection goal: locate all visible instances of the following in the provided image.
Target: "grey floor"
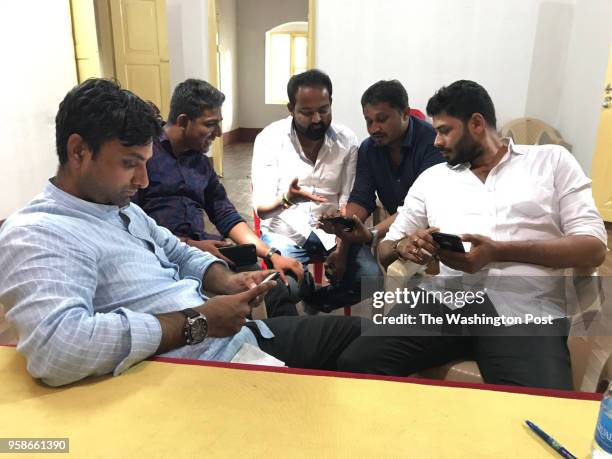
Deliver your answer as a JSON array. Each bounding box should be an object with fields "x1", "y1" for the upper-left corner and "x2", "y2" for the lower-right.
[{"x1": 204, "y1": 142, "x2": 254, "y2": 236}]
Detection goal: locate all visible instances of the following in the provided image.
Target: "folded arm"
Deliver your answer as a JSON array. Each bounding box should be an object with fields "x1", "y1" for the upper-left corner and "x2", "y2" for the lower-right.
[{"x1": 0, "y1": 226, "x2": 162, "y2": 387}]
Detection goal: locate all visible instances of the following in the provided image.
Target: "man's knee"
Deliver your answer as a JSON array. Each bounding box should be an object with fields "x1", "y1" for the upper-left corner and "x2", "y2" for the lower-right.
[{"x1": 337, "y1": 337, "x2": 376, "y2": 374}]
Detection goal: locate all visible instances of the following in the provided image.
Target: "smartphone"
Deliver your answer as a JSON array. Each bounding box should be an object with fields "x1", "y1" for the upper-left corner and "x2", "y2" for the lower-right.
[
  {"x1": 260, "y1": 271, "x2": 280, "y2": 284},
  {"x1": 321, "y1": 216, "x2": 356, "y2": 230},
  {"x1": 431, "y1": 232, "x2": 465, "y2": 253},
  {"x1": 218, "y1": 243, "x2": 257, "y2": 267}
]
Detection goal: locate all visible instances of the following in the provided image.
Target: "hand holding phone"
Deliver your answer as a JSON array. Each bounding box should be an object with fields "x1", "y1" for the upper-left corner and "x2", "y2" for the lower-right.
[
  {"x1": 319, "y1": 215, "x2": 356, "y2": 230},
  {"x1": 431, "y1": 232, "x2": 466, "y2": 253},
  {"x1": 218, "y1": 244, "x2": 257, "y2": 267}
]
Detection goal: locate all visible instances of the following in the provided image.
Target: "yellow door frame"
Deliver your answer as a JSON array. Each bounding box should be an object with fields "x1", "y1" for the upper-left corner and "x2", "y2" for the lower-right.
[
  {"x1": 307, "y1": 0, "x2": 316, "y2": 69},
  {"x1": 208, "y1": 0, "x2": 223, "y2": 176}
]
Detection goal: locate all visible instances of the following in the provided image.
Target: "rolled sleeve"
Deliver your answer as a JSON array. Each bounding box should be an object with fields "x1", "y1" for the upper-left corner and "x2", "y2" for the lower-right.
[
  {"x1": 554, "y1": 148, "x2": 607, "y2": 246},
  {"x1": 113, "y1": 309, "x2": 162, "y2": 376}
]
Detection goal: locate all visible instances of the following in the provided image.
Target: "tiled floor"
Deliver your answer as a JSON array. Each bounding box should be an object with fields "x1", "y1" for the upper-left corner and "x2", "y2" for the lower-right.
[{"x1": 203, "y1": 143, "x2": 254, "y2": 237}]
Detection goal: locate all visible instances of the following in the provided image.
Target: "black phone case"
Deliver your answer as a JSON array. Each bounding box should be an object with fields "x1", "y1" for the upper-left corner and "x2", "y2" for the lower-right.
[
  {"x1": 432, "y1": 232, "x2": 465, "y2": 253},
  {"x1": 325, "y1": 216, "x2": 356, "y2": 229},
  {"x1": 218, "y1": 244, "x2": 258, "y2": 266}
]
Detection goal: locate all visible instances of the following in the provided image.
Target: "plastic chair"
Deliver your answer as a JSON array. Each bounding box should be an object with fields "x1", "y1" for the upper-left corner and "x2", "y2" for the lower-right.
[
  {"x1": 253, "y1": 211, "x2": 350, "y2": 316},
  {"x1": 384, "y1": 259, "x2": 610, "y2": 392},
  {"x1": 500, "y1": 117, "x2": 572, "y2": 151}
]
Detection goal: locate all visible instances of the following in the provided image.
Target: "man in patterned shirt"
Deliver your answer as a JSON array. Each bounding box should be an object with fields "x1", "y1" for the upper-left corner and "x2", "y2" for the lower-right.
[{"x1": 0, "y1": 79, "x2": 361, "y2": 387}]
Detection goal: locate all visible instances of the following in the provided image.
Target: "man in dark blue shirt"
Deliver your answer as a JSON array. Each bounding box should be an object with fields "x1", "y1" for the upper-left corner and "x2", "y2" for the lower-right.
[
  {"x1": 134, "y1": 79, "x2": 305, "y2": 317},
  {"x1": 320, "y1": 80, "x2": 443, "y2": 281}
]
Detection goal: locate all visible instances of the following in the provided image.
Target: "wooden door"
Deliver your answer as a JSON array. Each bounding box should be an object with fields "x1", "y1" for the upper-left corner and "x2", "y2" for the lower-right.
[
  {"x1": 109, "y1": 0, "x2": 170, "y2": 119},
  {"x1": 592, "y1": 45, "x2": 612, "y2": 222}
]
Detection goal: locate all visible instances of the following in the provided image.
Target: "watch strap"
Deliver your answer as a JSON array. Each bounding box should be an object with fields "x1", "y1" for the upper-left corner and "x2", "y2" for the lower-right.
[
  {"x1": 180, "y1": 308, "x2": 200, "y2": 320},
  {"x1": 264, "y1": 247, "x2": 281, "y2": 266}
]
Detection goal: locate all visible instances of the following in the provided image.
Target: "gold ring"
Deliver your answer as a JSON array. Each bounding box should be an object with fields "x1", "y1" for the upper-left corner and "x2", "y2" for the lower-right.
[{"x1": 412, "y1": 247, "x2": 420, "y2": 256}]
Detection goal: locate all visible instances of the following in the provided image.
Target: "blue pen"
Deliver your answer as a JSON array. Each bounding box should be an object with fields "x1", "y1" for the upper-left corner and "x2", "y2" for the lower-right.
[{"x1": 525, "y1": 420, "x2": 577, "y2": 459}]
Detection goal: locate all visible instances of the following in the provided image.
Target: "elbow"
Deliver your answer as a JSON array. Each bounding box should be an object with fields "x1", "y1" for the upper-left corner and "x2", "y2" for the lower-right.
[
  {"x1": 575, "y1": 240, "x2": 607, "y2": 269},
  {"x1": 24, "y1": 348, "x2": 92, "y2": 387},
  {"x1": 590, "y1": 244, "x2": 607, "y2": 268},
  {"x1": 19, "y1": 332, "x2": 118, "y2": 387}
]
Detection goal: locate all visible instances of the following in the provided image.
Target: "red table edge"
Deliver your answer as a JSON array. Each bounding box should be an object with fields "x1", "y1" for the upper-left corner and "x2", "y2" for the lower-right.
[
  {"x1": 0, "y1": 344, "x2": 601, "y2": 401},
  {"x1": 151, "y1": 355, "x2": 603, "y2": 401}
]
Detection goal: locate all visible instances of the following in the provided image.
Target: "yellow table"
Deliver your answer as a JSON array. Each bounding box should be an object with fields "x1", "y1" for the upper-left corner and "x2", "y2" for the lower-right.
[{"x1": 0, "y1": 345, "x2": 601, "y2": 458}]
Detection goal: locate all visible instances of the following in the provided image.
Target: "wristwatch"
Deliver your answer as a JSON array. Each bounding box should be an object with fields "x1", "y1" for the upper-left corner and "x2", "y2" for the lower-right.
[
  {"x1": 264, "y1": 247, "x2": 281, "y2": 266},
  {"x1": 180, "y1": 308, "x2": 208, "y2": 345}
]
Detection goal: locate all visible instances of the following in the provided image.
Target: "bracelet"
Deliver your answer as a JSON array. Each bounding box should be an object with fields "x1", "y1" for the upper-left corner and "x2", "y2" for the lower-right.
[
  {"x1": 281, "y1": 192, "x2": 295, "y2": 208},
  {"x1": 367, "y1": 227, "x2": 379, "y2": 247},
  {"x1": 393, "y1": 237, "x2": 410, "y2": 262}
]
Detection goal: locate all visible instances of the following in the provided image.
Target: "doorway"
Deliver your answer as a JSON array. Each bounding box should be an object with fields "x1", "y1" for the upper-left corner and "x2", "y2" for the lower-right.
[{"x1": 70, "y1": 0, "x2": 171, "y2": 122}]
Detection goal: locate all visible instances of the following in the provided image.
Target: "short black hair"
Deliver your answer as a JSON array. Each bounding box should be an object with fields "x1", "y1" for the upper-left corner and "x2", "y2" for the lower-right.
[
  {"x1": 55, "y1": 78, "x2": 162, "y2": 165},
  {"x1": 287, "y1": 69, "x2": 332, "y2": 106},
  {"x1": 167, "y1": 78, "x2": 225, "y2": 124},
  {"x1": 426, "y1": 80, "x2": 497, "y2": 128},
  {"x1": 361, "y1": 80, "x2": 409, "y2": 111}
]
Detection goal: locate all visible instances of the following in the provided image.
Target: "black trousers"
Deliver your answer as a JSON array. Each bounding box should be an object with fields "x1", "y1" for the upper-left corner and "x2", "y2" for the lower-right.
[
  {"x1": 336, "y1": 294, "x2": 573, "y2": 390},
  {"x1": 251, "y1": 316, "x2": 364, "y2": 371}
]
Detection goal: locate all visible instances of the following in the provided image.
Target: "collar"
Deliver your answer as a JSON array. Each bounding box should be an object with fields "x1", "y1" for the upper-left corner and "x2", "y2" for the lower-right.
[
  {"x1": 446, "y1": 137, "x2": 519, "y2": 171},
  {"x1": 44, "y1": 179, "x2": 126, "y2": 220},
  {"x1": 505, "y1": 138, "x2": 524, "y2": 155},
  {"x1": 158, "y1": 129, "x2": 201, "y2": 158}
]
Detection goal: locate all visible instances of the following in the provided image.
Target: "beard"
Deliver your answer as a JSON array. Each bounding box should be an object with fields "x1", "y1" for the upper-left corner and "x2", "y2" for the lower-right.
[
  {"x1": 443, "y1": 132, "x2": 483, "y2": 166},
  {"x1": 293, "y1": 119, "x2": 330, "y2": 141}
]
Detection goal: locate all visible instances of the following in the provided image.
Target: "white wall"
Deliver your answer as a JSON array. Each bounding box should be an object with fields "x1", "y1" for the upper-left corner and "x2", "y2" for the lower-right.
[
  {"x1": 166, "y1": 0, "x2": 209, "y2": 104},
  {"x1": 237, "y1": 0, "x2": 308, "y2": 128},
  {"x1": 0, "y1": 1, "x2": 77, "y2": 218},
  {"x1": 316, "y1": 0, "x2": 575, "y2": 141},
  {"x1": 557, "y1": 0, "x2": 612, "y2": 173},
  {"x1": 524, "y1": 1, "x2": 575, "y2": 126},
  {"x1": 218, "y1": 0, "x2": 239, "y2": 132}
]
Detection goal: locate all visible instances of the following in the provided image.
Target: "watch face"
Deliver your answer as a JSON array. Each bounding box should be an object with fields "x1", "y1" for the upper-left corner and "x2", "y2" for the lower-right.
[{"x1": 190, "y1": 317, "x2": 208, "y2": 343}]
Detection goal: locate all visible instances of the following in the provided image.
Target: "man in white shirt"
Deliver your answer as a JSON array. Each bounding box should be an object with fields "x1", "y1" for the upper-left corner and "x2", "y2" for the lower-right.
[
  {"x1": 337, "y1": 80, "x2": 607, "y2": 389},
  {"x1": 252, "y1": 69, "x2": 381, "y2": 313}
]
